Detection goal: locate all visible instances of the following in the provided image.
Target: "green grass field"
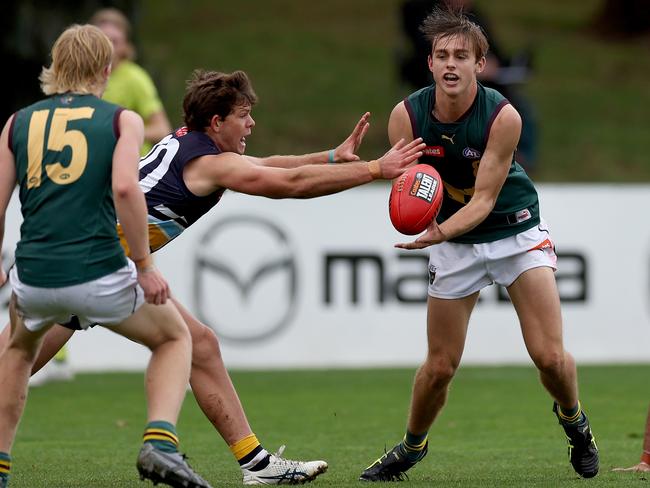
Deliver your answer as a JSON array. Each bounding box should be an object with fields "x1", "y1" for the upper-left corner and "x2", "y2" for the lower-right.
[{"x1": 8, "y1": 365, "x2": 649, "y2": 487}]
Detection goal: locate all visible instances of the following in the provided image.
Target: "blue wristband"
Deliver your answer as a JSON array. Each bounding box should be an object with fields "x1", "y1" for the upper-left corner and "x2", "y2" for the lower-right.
[{"x1": 328, "y1": 149, "x2": 336, "y2": 164}]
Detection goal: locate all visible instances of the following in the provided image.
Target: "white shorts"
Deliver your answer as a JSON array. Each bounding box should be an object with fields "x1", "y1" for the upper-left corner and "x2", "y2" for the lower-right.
[
  {"x1": 428, "y1": 219, "x2": 557, "y2": 299},
  {"x1": 9, "y1": 261, "x2": 145, "y2": 332}
]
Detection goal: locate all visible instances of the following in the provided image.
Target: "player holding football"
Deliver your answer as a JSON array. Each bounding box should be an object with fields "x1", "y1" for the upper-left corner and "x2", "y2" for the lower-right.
[
  {"x1": 0, "y1": 25, "x2": 210, "y2": 488},
  {"x1": 0, "y1": 69, "x2": 424, "y2": 485},
  {"x1": 358, "y1": 6, "x2": 599, "y2": 482}
]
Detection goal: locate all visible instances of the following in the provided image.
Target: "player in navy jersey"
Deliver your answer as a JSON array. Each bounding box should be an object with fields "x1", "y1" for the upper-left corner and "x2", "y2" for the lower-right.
[
  {"x1": 359, "y1": 7, "x2": 599, "y2": 482},
  {"x1": 0, "y1": 69, "x2": 425, "y2": 485}
]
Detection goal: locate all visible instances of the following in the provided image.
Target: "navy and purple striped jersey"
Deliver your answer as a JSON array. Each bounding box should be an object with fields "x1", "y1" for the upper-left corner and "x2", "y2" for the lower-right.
[{"x1": 132, "y1": 127, "x2": 226, "y2": 252}]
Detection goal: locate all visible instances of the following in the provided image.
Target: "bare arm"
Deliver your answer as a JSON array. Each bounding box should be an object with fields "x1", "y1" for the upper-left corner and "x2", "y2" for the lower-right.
[
  {"x1": 396, "y1": 104, "x2": 522, "y2": 249},
  {"x1": 246, "y1": 112, "x2": 371, "y2": 168},
  {"x1": 388, "y1": 102, "x2": 415, "y2": 145},
  {"x1": 185, "y1": 137, "x2": 424, "y2": 199},
  {"x1": 0, "y1": 116, "x2": 17, "y2": 287},
  {"x1": 437, "y1": 104, "x2": 520, "y2": 238},
  {"x1": 613, "y1": 404, "x2": 650, "y2": 472},
  {"x1": 143, "y1": 110, "x2": 172, "y2": 146},
  {"x1": 112, "y1": 110, "x2": 169, "y2": 304}
]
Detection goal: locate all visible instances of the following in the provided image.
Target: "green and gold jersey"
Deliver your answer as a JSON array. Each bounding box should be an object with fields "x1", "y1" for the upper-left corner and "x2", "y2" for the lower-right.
[
  {"x1": 10, "y1": 93, "x2": 127, "y2": 287},
  {"x1": 404, "y1": 82, "x2": 540, "y2": 244}
]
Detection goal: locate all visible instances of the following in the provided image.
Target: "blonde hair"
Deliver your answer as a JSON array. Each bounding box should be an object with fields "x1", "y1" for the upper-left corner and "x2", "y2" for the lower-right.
[
  {"x1": 39, "y1": 24, "x2": 113, "y2": 95},
  {"x1": 89, "y1": 8, "x2": 136, "y2": 61}
]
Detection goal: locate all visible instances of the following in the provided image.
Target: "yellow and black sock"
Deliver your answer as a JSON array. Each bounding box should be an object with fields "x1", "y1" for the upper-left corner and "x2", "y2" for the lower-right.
[
  {"x1": 230, "y1": 433, "x2": 270, "y2": 471},
  {"x1": 558, "y1": 402, "x2": 583, "y2": 425},
  {"x1": 143, "y1": 421, "x2": 179, "y2": 453},
  {"x1": 399, "y1": 431, "x2": 428, "y2": 462},
  {"x1": 0, "y1": 452, "x2": 10, "y2": 483}
]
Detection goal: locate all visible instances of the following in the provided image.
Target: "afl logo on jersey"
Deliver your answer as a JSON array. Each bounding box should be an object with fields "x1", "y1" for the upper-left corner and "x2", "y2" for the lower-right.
[
  {"x1": 193, "y1": 216, "x2": 297, "y2": 343},
  {"x1": 462, "y1": 147, "x2": 482, "y2": 159}
]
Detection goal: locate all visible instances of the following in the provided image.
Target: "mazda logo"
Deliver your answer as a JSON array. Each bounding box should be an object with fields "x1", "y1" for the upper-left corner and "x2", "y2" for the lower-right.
[{"x1": 193, "y1": 216, "x2": 297, "y2": 343}]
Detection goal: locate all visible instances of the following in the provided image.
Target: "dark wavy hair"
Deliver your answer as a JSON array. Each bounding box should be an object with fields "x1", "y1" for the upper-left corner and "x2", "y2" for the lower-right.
[
  {"x1": 183, "y1": 70, "x2": 258, "y2": 131},
  {"x1": 420, "y1": 6, "x2": 489, "y2": 60}
]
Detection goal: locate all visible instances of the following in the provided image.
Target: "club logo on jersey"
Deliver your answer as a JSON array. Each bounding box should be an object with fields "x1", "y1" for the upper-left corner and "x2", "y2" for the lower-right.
[
  {"x1": 175, "y1": 126, "x2": 189, "y2": 137},
  {"x1": 441, "y1": 134, "x2": 456, "y2": 144},
  {"x1": 423, "y1": 145, "x2": 445, "y2": 157},
  {"x1": 409, "y1": 172, "x2": 438, "y2": 203},
  {"x1": 194, "y1": 216, "x2": 297, "y2": 343},
  {"x1": 463, "y1": 147, "x2": 482, "y2": 159}
]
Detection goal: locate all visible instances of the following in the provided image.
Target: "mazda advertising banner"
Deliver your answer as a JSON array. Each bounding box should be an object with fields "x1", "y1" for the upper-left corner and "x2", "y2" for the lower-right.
[{"x1": 1, "y1": 185, "x2": 649, "y2": 370}]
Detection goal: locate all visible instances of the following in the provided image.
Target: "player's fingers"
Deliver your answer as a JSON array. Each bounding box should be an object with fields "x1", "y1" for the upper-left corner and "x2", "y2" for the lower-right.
[
  {"x1": 394, "y1": 241, "x2": 422, "y2": 250},
  {"x1": 161, "y1": 283, "x2": 170, "y2": 304},
  {"x1": 391, "y1": 138, "x2": 406, "y2": 151},
  {"x1": 352, "y1": 113, "x2": 369, "y2": 136},
  {"x1": 156, "y1": 287, "x2": 165, "y2": 305},
  {"x1": 146, "y1": 290, "x2": 155, "y2": 304},
  {"x1": 405, "y1": 151, "x2": 424, "y2": 163},
  {"x1": 359, "y1": 122, "x2": 370, "y2": 140},
  {"x1": 403, "y1": 138, "x2": 424, "y2": 151}
]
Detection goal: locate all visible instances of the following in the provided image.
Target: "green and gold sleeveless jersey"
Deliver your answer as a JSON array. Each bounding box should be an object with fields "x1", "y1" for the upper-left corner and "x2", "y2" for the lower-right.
[
  {"x1": 10, "y1": 93, "x2": 127, "y2": 287},
  {"x1": 404, "y1": 82, "x2": 540, "y2": 243}
]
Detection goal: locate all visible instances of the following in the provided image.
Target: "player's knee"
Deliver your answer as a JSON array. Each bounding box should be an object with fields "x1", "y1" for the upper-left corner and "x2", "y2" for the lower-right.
[
  {"x1": 420, "y1": 356, "x2": 457, "y2": 388},
  {"x1": 531, "y1": 348, "x2": 565, "y2": 376},
  {"x1": 191, "y1": 323, "x2": 222, "y2": 365},
  {"x1": 146, "y1": 305, "x2": 192, "y2": 350}
]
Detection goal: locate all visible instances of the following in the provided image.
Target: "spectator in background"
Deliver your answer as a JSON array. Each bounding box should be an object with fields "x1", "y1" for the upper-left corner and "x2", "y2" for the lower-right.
[
  {"x1": 90, "y1": 7, "x2": 172, "y2": 155},
  {"x1": 613, "y1": 405, "x2": 650, "y2": 473},
  {"x1": 398, "y1": 0, "x2": 538, "y2": 173}
]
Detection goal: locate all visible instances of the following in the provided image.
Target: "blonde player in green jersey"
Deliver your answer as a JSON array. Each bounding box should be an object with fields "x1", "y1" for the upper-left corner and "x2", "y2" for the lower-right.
[{"x1": 0, "y1": 25, "x2": 210, "y2": 488}]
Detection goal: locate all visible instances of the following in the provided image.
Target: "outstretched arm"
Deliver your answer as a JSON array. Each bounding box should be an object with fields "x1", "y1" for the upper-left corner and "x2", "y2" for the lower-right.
[
  {"x1": 185, "y1": 137, "x2": 424, "y2": 200},
  {"x1": 246, "y1": 112, "x2": 371, "y2": 168}
]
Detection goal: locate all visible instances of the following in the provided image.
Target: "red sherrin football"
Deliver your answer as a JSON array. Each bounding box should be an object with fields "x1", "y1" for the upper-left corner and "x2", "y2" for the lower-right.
[{"x1": 389, "y1": 164, "x2": 443, "y2": 235}]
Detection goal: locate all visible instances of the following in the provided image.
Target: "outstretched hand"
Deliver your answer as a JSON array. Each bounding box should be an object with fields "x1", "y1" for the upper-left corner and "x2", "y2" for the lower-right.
[
  {"x1": 612, "y1": 462, "x2": 650, "y2": 473},
  {"x1": 333, "y1": 112, "x2": 371, "y2": 162},
  {"x1": 377, "y1": 138, "x2": 425, "y2": 179},
  {"x1": 395, "y1": 219, "x2": 447, "y2": 250}
]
